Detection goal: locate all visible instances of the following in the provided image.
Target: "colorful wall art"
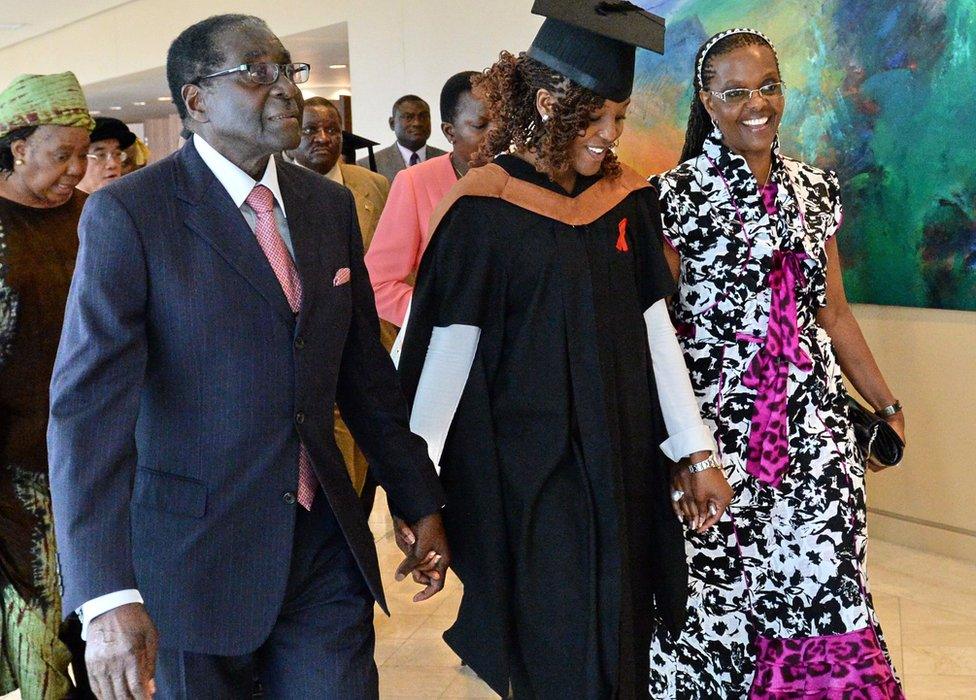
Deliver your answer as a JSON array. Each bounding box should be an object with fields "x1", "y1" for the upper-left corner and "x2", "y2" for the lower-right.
[{"x1": 622, "y1": 0, "x2": 976, "y2": 311}]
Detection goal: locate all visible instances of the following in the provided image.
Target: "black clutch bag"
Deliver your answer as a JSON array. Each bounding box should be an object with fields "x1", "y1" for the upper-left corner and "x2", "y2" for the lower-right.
[{"x1": 847, "y1": 396, "x2": 904, "y2": 469}]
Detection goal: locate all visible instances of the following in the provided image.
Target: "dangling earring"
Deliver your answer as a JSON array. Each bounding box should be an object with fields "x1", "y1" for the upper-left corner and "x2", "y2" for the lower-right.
[{"x1": 710, "y1": 117, "x2": 719, "y2": 129}]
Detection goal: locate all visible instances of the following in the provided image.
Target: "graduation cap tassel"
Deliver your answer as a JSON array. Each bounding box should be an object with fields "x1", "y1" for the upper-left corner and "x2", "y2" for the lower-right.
[{"x1": 595, "y1": 1, "x2": 643, "y2": 15}]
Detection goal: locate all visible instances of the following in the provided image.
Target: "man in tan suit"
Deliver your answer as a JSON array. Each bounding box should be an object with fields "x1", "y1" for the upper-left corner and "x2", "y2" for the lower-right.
[{"x1": 285, "y1": 96, "x2": 394, "y2": 498}]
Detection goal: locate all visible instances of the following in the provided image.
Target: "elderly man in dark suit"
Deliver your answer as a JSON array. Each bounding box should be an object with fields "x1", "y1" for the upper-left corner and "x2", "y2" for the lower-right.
[
  {"x1": 48, "y1": 14, "x2": 448, "y2": 699},
  {"x1": 357, "y1": 95, "x2": 446, "y2": 182}
]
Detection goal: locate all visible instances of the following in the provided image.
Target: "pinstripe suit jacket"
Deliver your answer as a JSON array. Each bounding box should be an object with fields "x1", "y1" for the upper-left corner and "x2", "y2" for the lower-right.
[{"x1": 48, "y1": 140, "x2": 442, "y2": 655}]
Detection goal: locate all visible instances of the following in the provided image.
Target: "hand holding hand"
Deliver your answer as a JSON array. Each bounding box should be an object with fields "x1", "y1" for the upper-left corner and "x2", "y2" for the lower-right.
[
  {"x1": 85, "y1": 602, "x2": 158, "y2": 699},
  {"x1": 670, "y1": 454, "x2": 733, "y2": 533},
  {"x1": 393, "y1": 513, "x2": 451, "y2": 602},
  {"x1": 688, "y1": 467, "x2": 733, "y2": 532}
]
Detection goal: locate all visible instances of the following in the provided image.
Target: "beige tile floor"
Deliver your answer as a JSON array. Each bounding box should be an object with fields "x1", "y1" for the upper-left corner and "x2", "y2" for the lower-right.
[
  {"x1": 369, "y1": 490, "x2": 976, "y2": 699},
  {"x1": 5, "y1": 493, "x2": 975, "y2": 699}
]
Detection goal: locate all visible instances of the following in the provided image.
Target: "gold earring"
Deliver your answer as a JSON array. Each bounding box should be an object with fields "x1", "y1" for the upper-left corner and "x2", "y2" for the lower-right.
[{"x1": 14, "y1": 158, "x2": 24, "y2": 166}]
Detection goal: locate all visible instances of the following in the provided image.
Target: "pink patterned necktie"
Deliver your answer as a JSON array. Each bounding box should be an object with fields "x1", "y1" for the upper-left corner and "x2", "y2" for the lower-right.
[{"x1": 245, "y1": 184, "x2": 317, "y2": 510}]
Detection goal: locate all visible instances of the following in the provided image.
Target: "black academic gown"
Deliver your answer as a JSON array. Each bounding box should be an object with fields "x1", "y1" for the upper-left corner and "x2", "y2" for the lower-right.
[{"x1": 398, "y1": 155, "x2": 687, "y2": 699}]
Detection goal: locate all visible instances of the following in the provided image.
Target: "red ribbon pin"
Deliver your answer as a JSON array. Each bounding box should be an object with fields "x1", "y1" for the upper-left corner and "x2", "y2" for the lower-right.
[{"x1": 616, "y1": 218, "x2": 629, "y2": 252}]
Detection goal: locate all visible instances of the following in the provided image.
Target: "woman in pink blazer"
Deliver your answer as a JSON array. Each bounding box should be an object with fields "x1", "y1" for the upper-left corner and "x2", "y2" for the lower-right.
[{"x1": 365, "y1": 71, "x2": 488, "y2": 326}]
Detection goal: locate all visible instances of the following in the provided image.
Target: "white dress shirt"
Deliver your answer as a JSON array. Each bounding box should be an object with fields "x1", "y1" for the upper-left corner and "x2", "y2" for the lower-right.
[
  {"x1": 396, "y1": 142, "x2": 427, "y2": 167},
  {"x1": 283, "y1": 150, "x2": 344, "y2": 186},
  {"x1": 77, "y1": 133, "x2": 296, "y2": 639}
]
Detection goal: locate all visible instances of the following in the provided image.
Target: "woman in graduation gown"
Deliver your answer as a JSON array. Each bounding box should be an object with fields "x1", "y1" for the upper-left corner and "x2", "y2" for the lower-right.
[{"x1": 397, "y1": 4, "x2": 733, "y2": 698}]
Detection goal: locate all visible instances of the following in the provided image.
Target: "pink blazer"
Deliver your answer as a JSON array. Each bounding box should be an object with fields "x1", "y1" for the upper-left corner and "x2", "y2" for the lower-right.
[{"x1": 364, "y1": 153, "x2": 457, "y2": 326}]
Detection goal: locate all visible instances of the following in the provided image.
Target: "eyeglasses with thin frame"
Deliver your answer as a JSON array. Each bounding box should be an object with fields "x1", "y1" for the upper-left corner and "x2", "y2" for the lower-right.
[
  {"x1": 87, "y1": 150, "x2": 129, "y2": 163},
  {"x1": 301, "y1": 125, "x2": 342, "y2": 138},
  {"x1": 193, "y1": 62, "x2": 311, "y2": 86},
  {"x1": 707, "y1": 81, "x2": 786, "y2": 105}
]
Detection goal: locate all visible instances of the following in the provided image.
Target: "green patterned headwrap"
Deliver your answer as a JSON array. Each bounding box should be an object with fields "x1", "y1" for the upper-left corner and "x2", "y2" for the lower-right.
[{"x1": 0, "y1": 71, "x2": 95, "y2": 139}]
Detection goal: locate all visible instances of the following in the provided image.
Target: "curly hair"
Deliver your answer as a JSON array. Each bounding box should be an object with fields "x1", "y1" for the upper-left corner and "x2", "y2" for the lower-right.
[{"x1": 472, "y1": 52, "x2": 621, "y2": 180}]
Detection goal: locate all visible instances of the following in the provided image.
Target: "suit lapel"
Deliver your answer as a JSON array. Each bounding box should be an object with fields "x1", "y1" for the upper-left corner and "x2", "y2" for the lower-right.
[
  {"x1": 276, "y1": 163, "x2": 321, "y2": 333},
  {"x1": 176, "y1": 142, "x2": 294, "y2": 325}
]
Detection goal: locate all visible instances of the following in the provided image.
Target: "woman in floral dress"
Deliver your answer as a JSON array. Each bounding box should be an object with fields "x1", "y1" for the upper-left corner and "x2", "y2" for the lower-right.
[{"x1": 648, "y1": 29, "x2": 906, "y2": 698}]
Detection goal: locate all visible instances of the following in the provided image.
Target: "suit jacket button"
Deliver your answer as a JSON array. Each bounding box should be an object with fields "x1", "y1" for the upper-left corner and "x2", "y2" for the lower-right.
[
  {"x1": 282, "y1": 491, "x2": 296, "y2": 505},
  {"x1": 294, "y1": 336, "x2": 305, "y2": 349},
  {"x1": 295, "y1": 411, "x2": 305, "y2": 424}
]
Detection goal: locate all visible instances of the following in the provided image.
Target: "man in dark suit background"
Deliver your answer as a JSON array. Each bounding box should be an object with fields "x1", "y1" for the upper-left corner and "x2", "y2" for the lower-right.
[
  {"x1": 357, "y1": 95, "x2": 445, "y2": 181},
  {"x1": 48, "y1": 14, "x2": 448, "y2": 699}
]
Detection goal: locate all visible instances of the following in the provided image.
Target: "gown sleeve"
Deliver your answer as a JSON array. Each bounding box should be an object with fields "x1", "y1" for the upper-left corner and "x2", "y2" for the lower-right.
[
  {"x1": 408, "y1": 325, "x2": 481, "y2": 472},
  {"x1": 420, "y1": 198, "x2": 497, "y2": 328},
  {"x1": 397, "y1": 196, "x2": 498, "y2": 409},
  {"x1": 644, "y1": 300, "x2": 717, "y2": 461}
]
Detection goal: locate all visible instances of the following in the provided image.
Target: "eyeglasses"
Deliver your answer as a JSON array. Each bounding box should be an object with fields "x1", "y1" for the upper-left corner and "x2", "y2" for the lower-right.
[
  {"x1": 301, "y1": 126, "x2": 342, "y2": 138},
  {"x1": 194, "y1": 62, "x2": 311, "y2": 86},
  {"x1": 87, "y1": 150, "x2": 128, "y2": 163},
  {"x1": 708, "y1": 81, "x2": 786, "y2": 105}
]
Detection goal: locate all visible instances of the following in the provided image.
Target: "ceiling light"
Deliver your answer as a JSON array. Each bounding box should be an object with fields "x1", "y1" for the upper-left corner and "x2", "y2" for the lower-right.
[
  {"x1": 157, "y1": 96, "x2": 171, "y2": 102},
  {"x1": 132, "y1": 101, "x2": 146, "y2": 106},
  {"x1": 110, "y1": 106, "x2": 122, "y2": 111},
  {"x1": 90, "y1": 110, "x2": 102, "y2": 116},
  {"x1": 0, "y1": 23, "x2": 26, "y2": 31},
  {"x1": 329, "y1": 64, "x2": 347, "y2": 69}
]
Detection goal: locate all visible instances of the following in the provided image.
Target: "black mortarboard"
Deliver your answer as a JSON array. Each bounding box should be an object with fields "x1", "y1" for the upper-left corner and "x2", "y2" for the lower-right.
[
  {"x1": 89, "y1": 116, "x2": 136, "y2": 149},
  {"x1": 528, "y1": 0, "x2": 666, "y2": 102},
  {"x1": 341, "y1": 131, "x2": 380, "y2": 172}
]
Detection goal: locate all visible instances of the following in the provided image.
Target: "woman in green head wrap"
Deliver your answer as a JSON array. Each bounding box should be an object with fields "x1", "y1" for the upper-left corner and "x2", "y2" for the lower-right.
[{"x1": 0, "y1": 71, "x2": 94, "y2": 699}]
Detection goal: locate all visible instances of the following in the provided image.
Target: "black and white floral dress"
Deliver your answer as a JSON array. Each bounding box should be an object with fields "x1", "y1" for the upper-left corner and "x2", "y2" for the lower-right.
[{"x1": 647, "y1": 131, "x2": 903, "y2": 699}]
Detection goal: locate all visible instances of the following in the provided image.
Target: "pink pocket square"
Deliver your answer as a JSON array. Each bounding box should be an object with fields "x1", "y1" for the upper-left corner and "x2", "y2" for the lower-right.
[{"x1": 333, "y1": 267, "x2": 351, "y2": 286}]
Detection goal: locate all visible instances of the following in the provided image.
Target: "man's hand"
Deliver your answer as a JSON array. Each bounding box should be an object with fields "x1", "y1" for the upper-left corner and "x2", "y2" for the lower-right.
[
  {"x1": 392, "y1": 513, "x2": 451, "y2": 602},
  {"x1": 85, "y1": 602, "x2": 158, "y2": 699}
]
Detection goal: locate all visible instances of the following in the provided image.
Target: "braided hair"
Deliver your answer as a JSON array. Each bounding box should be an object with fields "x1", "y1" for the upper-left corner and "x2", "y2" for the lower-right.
[{"x1": 679, "y1": 29, "x2": 779, "y2": 164}]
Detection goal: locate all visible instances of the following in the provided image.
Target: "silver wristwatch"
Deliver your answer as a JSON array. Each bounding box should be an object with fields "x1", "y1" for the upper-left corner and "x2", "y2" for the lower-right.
[
  {"x1": 875, "y1": 400, "x2": 902, "y2": 418},
  {"x1": 687, "y1": 454, "x2": 722, "y2": 474}
]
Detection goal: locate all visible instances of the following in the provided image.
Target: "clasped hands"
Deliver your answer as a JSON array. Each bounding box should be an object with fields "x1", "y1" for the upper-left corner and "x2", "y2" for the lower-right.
[
  {"x1": 670, "y1": 451, "x2": 734, "y2": 533},
  {"x1": 392, "y1": 512, "x2": 451, "y2": 602}
]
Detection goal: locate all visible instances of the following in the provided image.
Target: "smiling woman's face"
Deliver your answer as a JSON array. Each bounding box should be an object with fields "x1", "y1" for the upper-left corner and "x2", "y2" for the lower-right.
[
  {"x1": 567, "y1": 97, "x2": 629, "y2": 179},
  {"x1": 700, "y1": 43, "x2": 784, "y2": 161}
]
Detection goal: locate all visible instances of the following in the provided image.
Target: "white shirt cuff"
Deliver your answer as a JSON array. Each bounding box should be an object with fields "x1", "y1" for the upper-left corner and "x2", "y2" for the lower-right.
[
  {"x1": 78, "y1": 589, "x2": 144, "y2": 641},
  {"x1": 409, "y1": 324, "x2": 480, "y2": 472},
  {"x1": 643, "y1": 300, "x2": 717, "y2": 461},
  {"x1": 659, "y1": 424, "x2": 717, "y2": 463}
]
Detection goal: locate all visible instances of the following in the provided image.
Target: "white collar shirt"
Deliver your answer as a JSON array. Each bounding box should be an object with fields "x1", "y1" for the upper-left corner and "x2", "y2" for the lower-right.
[{"x1": 194, "y1": 134, "x2": 294, "y2": 257}]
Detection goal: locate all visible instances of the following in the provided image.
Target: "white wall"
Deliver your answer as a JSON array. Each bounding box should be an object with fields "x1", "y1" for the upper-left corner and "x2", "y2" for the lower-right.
[
  {"x1": 1, "y1": 1, "x2": 973, "y2": 562},
  {"x1": 0, "y1": 0, "x2": 541, "y2": 151}
]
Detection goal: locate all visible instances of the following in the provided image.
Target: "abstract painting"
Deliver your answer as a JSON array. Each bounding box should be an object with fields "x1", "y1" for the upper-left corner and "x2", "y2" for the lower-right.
[{"x1": 621, "y1": 0, "x2": 976, "y2": 311}]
